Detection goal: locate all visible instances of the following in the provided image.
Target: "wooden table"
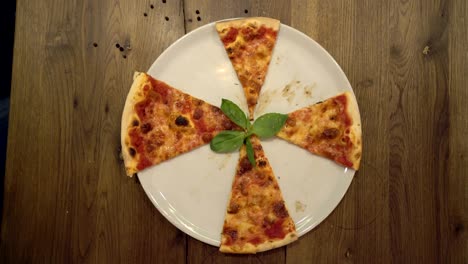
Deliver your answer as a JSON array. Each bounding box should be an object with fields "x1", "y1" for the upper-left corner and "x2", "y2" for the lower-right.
[{"x1": 1, "y1": 0, "x2": 466, "y2": 263}]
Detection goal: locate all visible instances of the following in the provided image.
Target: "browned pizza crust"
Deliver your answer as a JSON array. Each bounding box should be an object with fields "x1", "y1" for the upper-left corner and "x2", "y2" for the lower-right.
[
  {"x1": 121, "y1": 72, "x2": 146, "y2": 176},
  {"x1": 215, "y1": 17, "x2": 280, "y2": 32},
  {"x1": 343, "y1": 92, "x2": 362, "y2": 169},
  {"x1": 220, "y1": 232, "x2": 297, "y2": 254}
]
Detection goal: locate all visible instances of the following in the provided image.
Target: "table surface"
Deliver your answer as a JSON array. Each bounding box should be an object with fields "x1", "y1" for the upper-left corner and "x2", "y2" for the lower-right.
[{"x1": 1, "y1": 0, "x2": 467, "y2": 263}]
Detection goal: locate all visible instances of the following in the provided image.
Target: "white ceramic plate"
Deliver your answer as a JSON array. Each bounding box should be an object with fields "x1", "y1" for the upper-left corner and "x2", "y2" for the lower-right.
[{"x1": 139, "y1": 20, "x2": 356, "y2": 246}]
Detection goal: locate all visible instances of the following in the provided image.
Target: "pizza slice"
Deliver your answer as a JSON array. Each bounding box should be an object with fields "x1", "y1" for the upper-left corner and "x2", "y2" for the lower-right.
[
  {"x1": 277, "y1": 92, "x2": 362, "y2": 170},
  {"x1": 121, "y1": 72, "x2": 238, "y2": 176},
  {"x1": 215, "y1": 17, "x2": 280, "y2": 120},
  {"x1": 220, "y1": 136, "x2": 297, "y2": 253}
]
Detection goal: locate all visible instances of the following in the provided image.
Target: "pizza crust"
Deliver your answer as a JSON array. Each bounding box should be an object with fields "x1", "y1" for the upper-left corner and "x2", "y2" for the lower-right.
[
  {"x1": 121, "y1": 72, "x2": 146, "y2": 176},
  {"x1": 219, "y1": 243, "x2": 256, "y2": 254},
  {"x1": 215, "y1": 17, "x2": 280, "y2": 32},
  {"x1": 255, "y1": 232, "x2": 298, "y2": 253},
  {"x1": 219, "y1": 232, "x2": 298, "y2": 254},
  {"x1": 343, "y1": 92, "x2": 362, "y2": 170}
]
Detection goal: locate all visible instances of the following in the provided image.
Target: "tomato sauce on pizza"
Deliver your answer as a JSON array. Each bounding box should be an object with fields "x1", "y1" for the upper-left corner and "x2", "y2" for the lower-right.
[
  {"x1": 220, "y1": 136, "x2": 297, "y2": 253},
  {"x1": 216, "y1": 17, "x2": 280, "y2": 120},
  {"x1": 121, "y1": 72, "x2": 238, "y2": 176},
  {"x1": 277, "y1": 92, "x2": 362, "y2": 170}
]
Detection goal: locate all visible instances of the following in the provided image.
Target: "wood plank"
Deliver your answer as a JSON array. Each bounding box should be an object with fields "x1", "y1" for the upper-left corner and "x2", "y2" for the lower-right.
[
  {"x1": 287, "y1": 0, "x2": 465, "y2": 263},
  {"x1": 385, "y1": 0, "x2": 453, "y2": 262},
  {"x1": 287, "y1": 0, "x2": 391, "y2": 262},
  {"x1": 1, "y1": 0, "x2": 466, "y2": 263},
  {"x1": 0, "y1": 0, "x2": 186, "y2": 263},
  {"x1": 184, "y1": 0, "x2": 290, "y2": 32},
  {"x1": 447, "y1": 0, "x2": 468, "y2": 262},
  {"x1": 183, "y1": 1, "x2": 290, "y2": 263},
  {"x1": 184, "y1": 0, "x2": 250, "y2": 32}
]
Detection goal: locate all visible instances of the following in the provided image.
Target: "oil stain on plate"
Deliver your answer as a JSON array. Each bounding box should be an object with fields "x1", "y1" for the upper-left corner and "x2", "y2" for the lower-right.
[
  {"x1": 256, "y1": 88, "x2": 280, "y2": 114},
  {"x1": 295, "y1": 200, "x2": 307, "y2": 213},
  {"x1": 281, "y1": 80, "x2": 300, "y2": 103},
  {"x1": 281, "y1": 80, "x2": 316, "y2": 105}
]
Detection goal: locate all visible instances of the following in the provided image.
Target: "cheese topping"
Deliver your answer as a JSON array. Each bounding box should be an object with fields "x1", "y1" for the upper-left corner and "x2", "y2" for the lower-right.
[
  {"x1": 277, "y1": 92, "x2": 362, "y2": 170},
  {"x1": 122, "y1": 74, "x2": 237, "y2": 175},
  {"x1": 220, "y1": 136, "x2": 297, "y2": 253},
  {"x1": 216, "y1": 18, "x2": 280, "y2": 119}
]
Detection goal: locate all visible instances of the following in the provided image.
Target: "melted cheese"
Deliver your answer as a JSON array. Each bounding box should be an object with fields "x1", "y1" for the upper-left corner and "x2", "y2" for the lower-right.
[
  {"x1": 220, "y1": 136, "x2": 297, "y2": 253},
  {"x1": 277, "y1": 92, "x2": 362, "y2": 169},
  {"x1": 216, "y1": 19, "x2": 279, "y2": 118},
  {"x1": 124, "y1": 74, "x2": 236, "y2": 173}
]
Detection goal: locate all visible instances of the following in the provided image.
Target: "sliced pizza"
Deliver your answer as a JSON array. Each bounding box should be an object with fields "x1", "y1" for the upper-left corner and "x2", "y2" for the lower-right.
[
  {"x1": 220, "y1": 136, "x2": 297, "y2": 254},
  {"x1": 276, "y1": 92, "x2": 362, "y2": 170},
  {"x1": 121, "y1": 72, "x2": 238, "y2": 176},
  {"x1": 215, "y1": 17, "x2": 280, "y2": 120}
]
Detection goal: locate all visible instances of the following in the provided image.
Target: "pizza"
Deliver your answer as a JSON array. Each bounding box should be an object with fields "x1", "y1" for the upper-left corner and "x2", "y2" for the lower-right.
[
  {"x1": 215, "y1": 17, "x2": 280, "y2": 120},
  {"x1": 220, "y1": 136, "x2": 297, "y2": 253},
  {"x1": 121, "y1": 72, "x2": 238, "y2": 176},
  {"x1": 120, "y1": 17, "x2": 364, "y2": 254},
  {"x1": 276, "y1": 92, "x2": 362, "y2": 170}
]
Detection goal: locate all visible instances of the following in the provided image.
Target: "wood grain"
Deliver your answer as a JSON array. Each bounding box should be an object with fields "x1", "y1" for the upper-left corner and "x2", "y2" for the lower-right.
[
  {"x1": 1, "y1": 0, "x2": 186, "y2": 263},
  {"x1": 1, "y1": 0, "x2": 466, "y2": 263},
  {"x1": 288, "y1": 1, "x2": 391, "y2": 262},
  {"x1": 447, "y1": 0, "x2": 468, "y2": 262},
  {"x1": 386, "y1": 0, "x2": 453, "y2": 262},
  {"x1": 184, "y1": 0, "x2": 290, "y2": 32}
]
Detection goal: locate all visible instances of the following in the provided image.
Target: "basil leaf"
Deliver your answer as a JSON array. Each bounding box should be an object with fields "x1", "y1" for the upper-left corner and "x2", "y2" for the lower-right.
[
  {"x1": 245, "y1": 136, "x2": 256, "y2": 167},
  {"x1": 210, "y1": 131, "x2": 245, "y2": 153},
  {"x1": 251, "y1": 113, "x2": 288, "y2": 139},
  {"x1": 221, "y1": 99, "x2": 249, "y2": 129}
]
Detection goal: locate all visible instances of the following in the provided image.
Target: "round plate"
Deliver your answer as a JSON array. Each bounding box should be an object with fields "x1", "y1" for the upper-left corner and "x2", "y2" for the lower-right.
[{"x1": 139, "y1": 20, "x2": 356, "y2": 246}]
